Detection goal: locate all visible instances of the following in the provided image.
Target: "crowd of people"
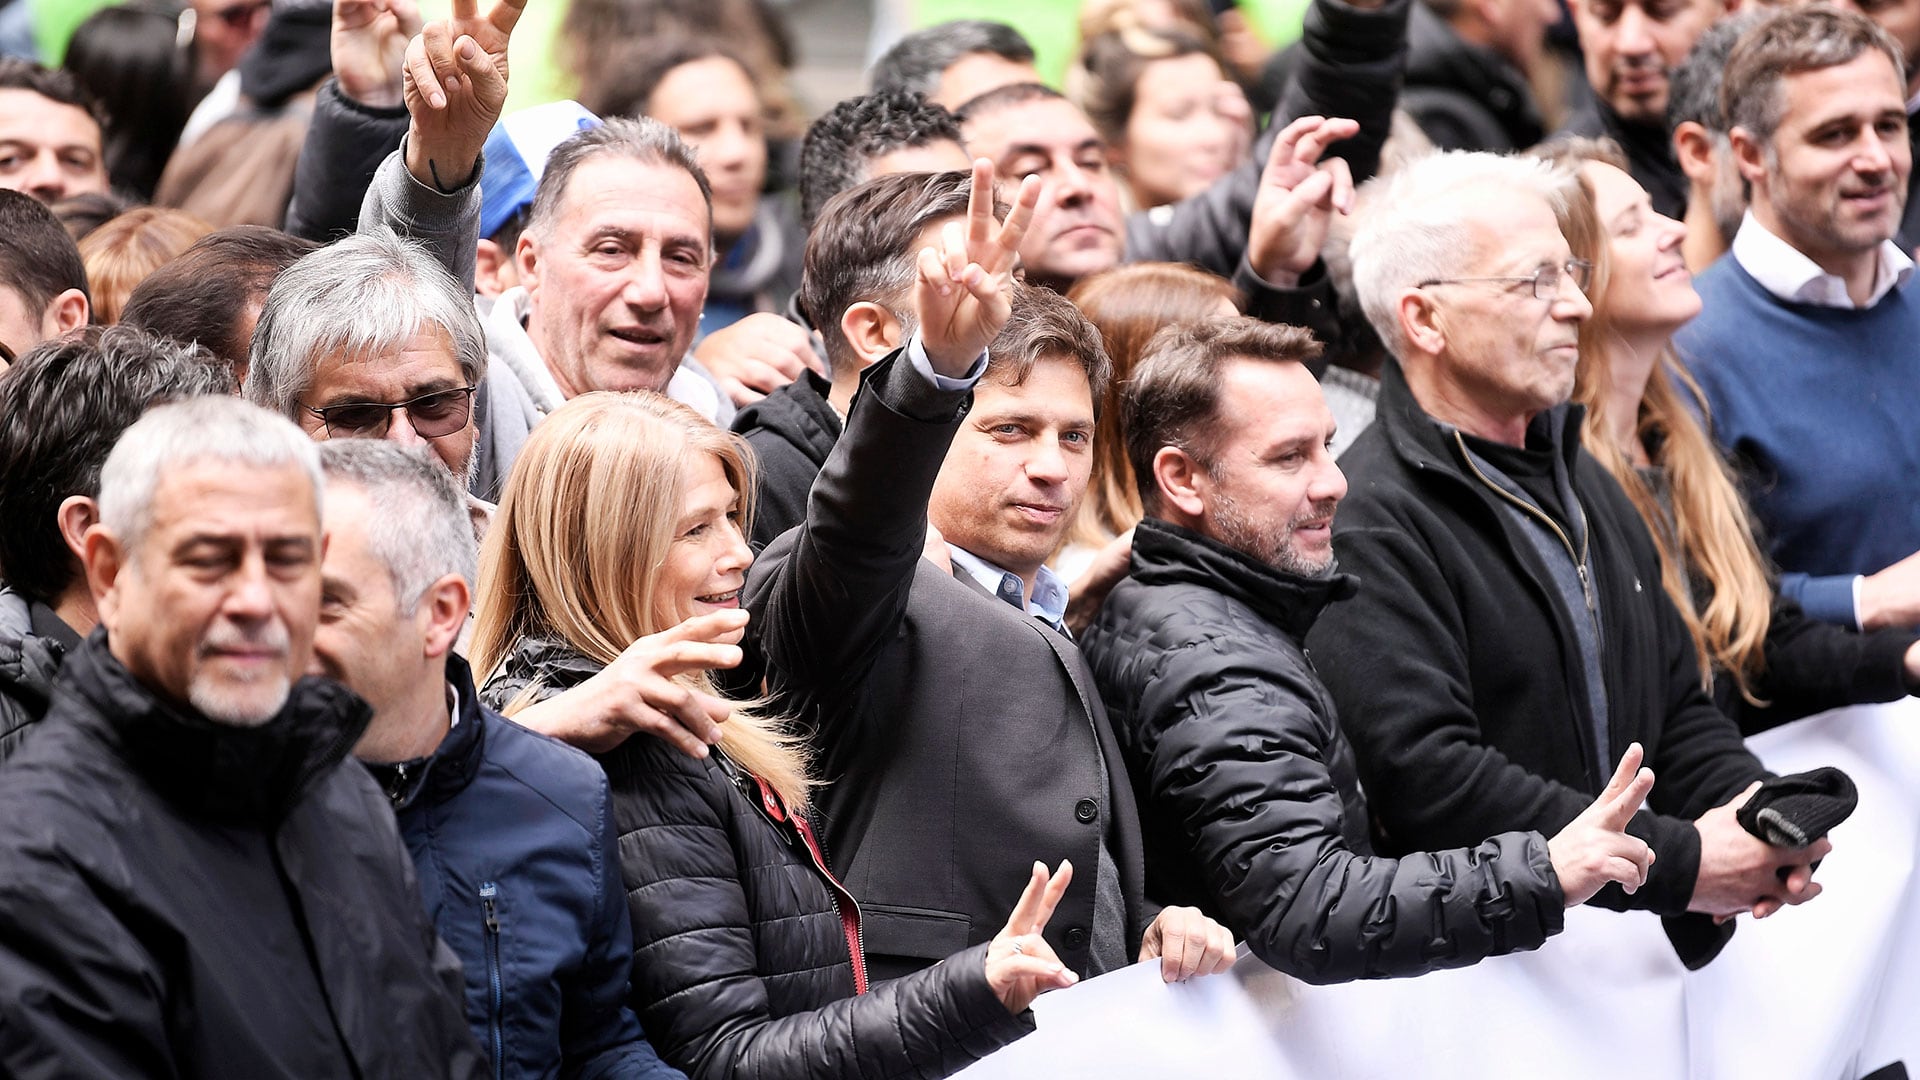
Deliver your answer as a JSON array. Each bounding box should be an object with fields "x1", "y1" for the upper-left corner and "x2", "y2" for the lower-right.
[{"x1": 0, "y1": 0, "x2": 1915, "y2": 1074}]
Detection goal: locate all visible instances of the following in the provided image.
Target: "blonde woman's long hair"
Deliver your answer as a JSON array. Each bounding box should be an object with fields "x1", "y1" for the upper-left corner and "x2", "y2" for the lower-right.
[
  {"x1": 1063, "y1": 262, "x2": 1242, "y2": 552},
  {"x1": 471, "y1": 391, "x2": 812, "y2": 806},
  {"x1": 1547, "y1": 140, "x2": 1775, "y2": 704}
]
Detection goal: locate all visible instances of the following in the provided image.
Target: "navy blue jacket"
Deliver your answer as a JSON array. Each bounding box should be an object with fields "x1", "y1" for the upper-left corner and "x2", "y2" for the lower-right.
[{"x1": 373, "y1": 655, "x2": 682, "y2": 1080}]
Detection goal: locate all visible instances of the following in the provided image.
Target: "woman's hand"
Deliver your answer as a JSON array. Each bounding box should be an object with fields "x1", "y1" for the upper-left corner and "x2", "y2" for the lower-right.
[
  {"x1": 511, "y1": 609, "x2": 748, "y2": 755},
  {"x1": 986, "y1": 861, "x2": 1080, "y2": 1014}
]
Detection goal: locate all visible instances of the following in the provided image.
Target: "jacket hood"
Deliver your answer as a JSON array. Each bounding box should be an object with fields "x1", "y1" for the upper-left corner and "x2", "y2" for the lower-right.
[
  {"x1": 0, "y1": 590, "x2": 66, "y2": 725},
  {"x1": 238, "y1": 5, "x2": 333, "y2": 107},
  {"x1": 732, "y1": 372, "x2": 840, "y2": 461},
  {"x1": 55, "y1": 631, "x2": 372, "y2": 823},
  {"x1": 1129, "y1": 518, "x2": 1357, "y2": 641}
]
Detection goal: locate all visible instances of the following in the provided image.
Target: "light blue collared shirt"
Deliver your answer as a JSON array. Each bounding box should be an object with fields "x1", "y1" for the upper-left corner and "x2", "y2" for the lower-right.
[{"x1": 948, "y1": 546, "x2": 1071, "y2": 628}]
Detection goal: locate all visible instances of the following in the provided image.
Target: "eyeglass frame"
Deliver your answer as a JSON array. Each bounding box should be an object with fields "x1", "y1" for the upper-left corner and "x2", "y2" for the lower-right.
[
  {"x1": 303, "y1": 385, "x2": 478, "y2": 440},
  {"x1": 1417, "y1": 258, "x2": 1594, "y2": 302}
]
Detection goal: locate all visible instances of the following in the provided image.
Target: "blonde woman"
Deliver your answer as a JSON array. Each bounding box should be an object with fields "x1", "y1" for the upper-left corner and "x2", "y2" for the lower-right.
[
  {"x1": 1547, "y1": 139, "x2": 1920, "y2": 733},
  {"x1": 471, "y1": 391, "x2": 1079, "y2": 1080}
]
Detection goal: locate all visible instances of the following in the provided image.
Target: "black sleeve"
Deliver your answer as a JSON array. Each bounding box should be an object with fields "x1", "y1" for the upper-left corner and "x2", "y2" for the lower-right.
[
  {"x1": 1141, "y1": 644, "x2": 1564, "y2": 983},
  {"x1": 1272, "y1": 0, "x2": 1409, "y2": 186},
  {"x1": 613, "y1": 743, "x2": 1027, "y2": 1080},
  {"x1": 1722, "y1": 595, "x2": 1916, "y2": 735},
  {"x1": 285, "y1": 78, "x2": 410, "y2": 244}
]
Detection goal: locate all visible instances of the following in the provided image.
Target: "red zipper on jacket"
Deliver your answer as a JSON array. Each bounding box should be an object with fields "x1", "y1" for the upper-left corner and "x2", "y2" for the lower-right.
[{"x1": 752, "y1": 776, "x2": 870, "y2": 995}]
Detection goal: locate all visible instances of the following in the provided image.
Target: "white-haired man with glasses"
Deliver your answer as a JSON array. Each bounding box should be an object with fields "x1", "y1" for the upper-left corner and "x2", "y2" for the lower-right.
[{"x1": 1306, "y1": 150, "x2": 1810, "y2": 971}]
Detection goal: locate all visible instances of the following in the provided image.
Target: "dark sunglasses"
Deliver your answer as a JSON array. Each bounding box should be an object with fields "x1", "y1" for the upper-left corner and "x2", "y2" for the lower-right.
[{"x1": 305, "y1": 385, "x2": 477, "y2": 439}]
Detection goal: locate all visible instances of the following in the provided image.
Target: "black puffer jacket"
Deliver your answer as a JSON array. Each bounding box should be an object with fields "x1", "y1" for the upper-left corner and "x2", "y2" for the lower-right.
[
  {"x1": 1401, "y1": 5, "x2": 1544, "y2": 152},
  {"x1": 482, "y1": 640, "x2": 1030, "y2": 1080},
  {"x1": 0, "y1": 589, "x2": 71, "y2": 766},
  {"x1": 0, "y1": 633, "x2": 485, "y2": 1078},
  {"x1": 1082, "y1": 519, "x2": 1564, "y2": 984}
]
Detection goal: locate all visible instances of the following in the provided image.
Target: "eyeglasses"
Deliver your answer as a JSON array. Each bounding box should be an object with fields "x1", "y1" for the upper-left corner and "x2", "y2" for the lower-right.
[
  {"x1": 305, "y1": 386, "x2": 477, "y2": 439},
  {"x1": 1418, "y1": 258, "x2": 1594, "y2": 301}
]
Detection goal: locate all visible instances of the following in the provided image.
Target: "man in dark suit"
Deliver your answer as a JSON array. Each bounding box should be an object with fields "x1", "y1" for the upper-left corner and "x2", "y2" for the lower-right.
[{"x1": 745, "y1": 162, "x2": 1234, "y2": 983}]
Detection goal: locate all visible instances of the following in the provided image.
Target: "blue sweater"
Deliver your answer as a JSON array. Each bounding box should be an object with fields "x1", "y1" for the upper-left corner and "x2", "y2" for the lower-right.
[{"x1": 1674, "y1": 256, "x2": 1920, "y2": 626}]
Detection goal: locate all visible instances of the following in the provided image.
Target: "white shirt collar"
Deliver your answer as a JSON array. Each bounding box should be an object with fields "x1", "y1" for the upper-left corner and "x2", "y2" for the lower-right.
[
  {"x1": 1729, "y1": 211, "x2": 1914, "y2": 309},
  {"x1": 947, "y1": 545, "x2": 1070, "y2": 627}
]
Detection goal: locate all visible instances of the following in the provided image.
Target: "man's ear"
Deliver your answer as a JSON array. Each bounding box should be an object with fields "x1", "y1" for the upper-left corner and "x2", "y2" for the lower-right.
[
  {"x1": 475, "y1": 238, "x2": 521, "y2": 298},
  {"x1": 1673, "y1": 121, "x2": 1717, "y2": 183},
  {"x1": 515, "y1": 231, "x2": 541, "y2": 292},
  {"x1": 1728, "y1": 126, "x2": 1769, "y2": 188},
  {"x1": 44, "y1": 289, "x2": 89, "y2": 337},
  {"x1": 419, "y1": 573, "x2": 472, "y2": 662},
  {"x1": 1399, "y1": 289, "x2": 1446, "y2": 358},
  {"x1": 1152, "y1": 446, "x2": 1207, "y2": 521},
  {"x1": 840, "y1": 302, "x2": 904, "y2": 366},
  {"x1": 57, "y1": 495, "x2": 98, "y2": 562},
  {"x1": 81, "y1": 525, "x2": 125, "y2": 627}
]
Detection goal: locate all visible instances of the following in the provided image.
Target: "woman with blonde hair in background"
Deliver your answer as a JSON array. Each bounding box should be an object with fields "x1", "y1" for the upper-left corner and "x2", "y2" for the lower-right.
[
  {"x1": 77, "y1": 207, "x2": 211, "y2": 324},
  {"x1": 1543, "y1": 138, "x2": 1920, "y2": 733},
  {"x1": 1054, "y1": 262, "x2": 1240, "y2": 594},
  {"x1": 472, "y1": 390, "x2": 1084, "y2": 1079}
]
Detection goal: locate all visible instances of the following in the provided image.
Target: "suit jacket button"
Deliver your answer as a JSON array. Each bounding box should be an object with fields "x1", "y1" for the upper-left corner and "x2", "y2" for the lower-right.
[
  {"x1": 1064, "y1": 927, "x2": 1088, "y2": 949},
  {"x1": 1074, "y1": 798, "x2": 1098, "y2": 824}
]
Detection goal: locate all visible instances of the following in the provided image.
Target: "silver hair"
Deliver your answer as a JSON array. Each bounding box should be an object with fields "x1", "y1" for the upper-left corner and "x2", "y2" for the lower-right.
[
  {"x1": 527, "y1": 116, "x2": 713, "y2": 240},
  {"x1": 98, "y1": 397, "x2": 323, "y2": 554},
  {"x1": 1348, "y1": 150, "x2": 1574, "y2": 360},
  {"x1": 243, "y1": 228, "x2": 487, "y2": 420},
  {"x1": 317, "y1": 441, "x2": 477, "y2": 614}
]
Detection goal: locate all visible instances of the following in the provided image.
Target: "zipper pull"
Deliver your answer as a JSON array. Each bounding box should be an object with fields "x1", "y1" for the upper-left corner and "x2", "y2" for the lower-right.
[
  {"x1": 481, "y1": 882, "x2": 499, "y2": 933},
  {"x1": 385, "y1": 762, "x2": 410, "y2": 805},
  {"x1": 1577, "y1": 564, "x2": 1596, "y2": 612}
]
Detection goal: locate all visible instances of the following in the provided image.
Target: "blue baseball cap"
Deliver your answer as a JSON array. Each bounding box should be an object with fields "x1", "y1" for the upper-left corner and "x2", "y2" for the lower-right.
[{"x1": 479, "y1": 100, "x2": 601, "y2": 240}]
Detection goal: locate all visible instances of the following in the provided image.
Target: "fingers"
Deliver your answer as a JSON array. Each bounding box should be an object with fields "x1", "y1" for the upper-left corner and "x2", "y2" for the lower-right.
[
  {"x1": 1291, "y1": 117, "x2": 1360, "y2": 167},
  {"x1": 391, "y1": 0, "x2": 422, "y2": 36},
  {"x1": 1027, "y1": 860, "x2": 1072, "y2": 936},
  {"x1": 1324, "y1": 155, "x2": 1355, "y2": 215},
  {"x1": 1725, "y1": 780, "x2": 1764, "y2": 812},
  {"x1": 404, "y1": 32, "x2": 445, "y2": 110},
  {"x1": 988, "y1": 175, "x2": 1043, "y2": 275},
  {"x1": 644, "y1": 608, "x2": 752, "y2": 649},
  {"x1": 449, "y1": 0, "x2": 477, "y2": 21},
  {"x1": 941, "y1": 220, "x2": 969, "y2": 291},
  {"x1": 486, "y1": 0, "x2": 526, "y2": 37},
  {"x1": 642, "y1": 640, "x2": 746, "y2": 679},
  {"x1": 1599, "y1": 742, "x2": 1646, "y2": 801},
  {"x1": 1264, "y1": 114, "x2": 1326, "y2": 173},
  {"x1": 967, "y1": 158, "x2": 996, "y2": 256},
  {"x1": 454, "y1": 33, "x2": 498, "y2": 93},
  {"x1": 1002, "y1": 862, "x2": 1051, "y2": 936}
]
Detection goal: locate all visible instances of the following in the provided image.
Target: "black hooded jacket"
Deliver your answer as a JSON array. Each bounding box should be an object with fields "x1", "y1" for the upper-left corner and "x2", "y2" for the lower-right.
[
  {"x1": 732, "y1": 372, "x2": 841, "y2": 549},
  {"x1": 1082, "y1": 518, "x2": 1564, "y2": 984},
  {"x1": 0, "y1": 633, "x2": 485, "y2": 1078},
  {"x1": 0, "y1": 589, "x2": 75, "y2": 766}
]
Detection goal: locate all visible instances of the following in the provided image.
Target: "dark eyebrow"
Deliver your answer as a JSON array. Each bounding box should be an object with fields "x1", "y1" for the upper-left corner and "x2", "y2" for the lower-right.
[{"x1": 313, "y1": 376, "x2": 462, "y2": 410}]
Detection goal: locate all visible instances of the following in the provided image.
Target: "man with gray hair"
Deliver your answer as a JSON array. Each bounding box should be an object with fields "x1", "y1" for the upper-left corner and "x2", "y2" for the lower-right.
[
  {"x1": 1307, "y1": 150, "x2": 1819, "y2": 970},
  {"x1": 0, "y1": 397, "x2": 484, "y2": 1077},
  {"x1": 311, "y1": 441, "x2": 680, "y2": 1078},
  {"x1": 246, "y1": 229, "x2": 489, "y2": 491}
]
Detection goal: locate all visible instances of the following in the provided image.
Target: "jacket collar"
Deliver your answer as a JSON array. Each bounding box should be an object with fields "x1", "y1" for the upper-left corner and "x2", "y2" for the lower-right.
[
  {"x1": 373, "y1": 654, "x2": 490, "y2": 812},
  {"x1": 0, "y1": 589, "x2": 70, "y2": 716},
  {"x1": 61, "y1": 631, "x2": 371, "y2": 824},
  {"x1": 1374, "y1": 358, "x2": 1586, "y2": 480},
  {"x1": 1129, "y1": 518, "x2": 1357, "y2": 640}
]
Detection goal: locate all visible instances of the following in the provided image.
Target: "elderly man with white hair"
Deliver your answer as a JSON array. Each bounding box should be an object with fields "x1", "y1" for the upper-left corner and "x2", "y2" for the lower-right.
[
  {"x1": 0, "y1": 397, "x2": 484, "y2": 1077},
  {"x1": 1304, "y1": 150, "x2": 1824, "y2": 970}
]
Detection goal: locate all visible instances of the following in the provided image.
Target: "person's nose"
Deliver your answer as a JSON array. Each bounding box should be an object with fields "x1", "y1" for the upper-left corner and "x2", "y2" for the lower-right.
[
  {"x1": 223, "y1": 555, "x2": 276, "y2": 622},
  {"x1": 385, "y1": 405, "x2": 428, "y2": 446},
  {"x1": 1554, "y1": 269, "x2": 1594, "y2": 320},
  {"x1": 1854, "y1": 128, "x2": 1897, "y2": 178},
  {"x1": 1026, "y1": 434, "x2": 1072, "y2": 486},
  {"x1": 623, "y1": 249, "x2": 670, "y2": 312},
  {"x1": 1656, "y1": 211, "x2": 1687, "y2": 251},
  {"x1": 21, "y1": 150, "x2": 66, "y2": 202},
  {"x1": 1311, "y1": 456, "x2": 1349, "y2": 507},
  {"x1": 716, "y1": 520, "x2": 752, "y2": 576},
  {"x1": 1613, "y1": 6, "x2": 1654, "y2": 58},
  {"x1": 708, "y1": 121, "x2": 755, "y2": 173},
  {"x1": 1050, "y1": 159, "x2": 1094, "y2": 208}
]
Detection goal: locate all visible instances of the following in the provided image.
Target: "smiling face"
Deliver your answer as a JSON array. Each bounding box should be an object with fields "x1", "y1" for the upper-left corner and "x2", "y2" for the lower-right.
[
  {"x1": 928, "y1": 354, "x2": 1095, "y2": 585},
  {"x1": 645, "y1": 56, "x2": 767, "y2": 244},
  {"x1": 655, "y1": 450, "x2": 752, "y2": 629},
  {"x1": 520, "y1": 156, "x2": 712, "y2": 398},
  {"x1": 1567, "y1": 0, "x2": 1721, "y2": 124},
  {"x1": 296, "y1": 328, "x2": 477, "y2": 483},
  {"x1": 1119, "y1": 53, "x2": 1250, "y2": 209},
  {"x1": 1416, "y1": 191, "x2": 1594, "y2": 442},
  {"x1": 1742, "y1": 50, "x2": 1911, "y2": 268},
  {"x1": 964, "y1": 97, "x2": 1126, "y2": 290},
  {"x1": 95, "y1": 459, "x2": 321, "y2": 726},
  {"x1": 1193, "y1": 359, "x2": 1346, "y2": 578},
  {"x1": 1583, "y1": 162, "x2": 1701, "y2": 338}
]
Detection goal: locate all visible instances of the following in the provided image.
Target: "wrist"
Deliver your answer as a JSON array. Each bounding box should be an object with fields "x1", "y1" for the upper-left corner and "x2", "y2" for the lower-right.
[
  {"x1": 341, "y1": 78, "x2": 404, "y2": 109},
  {"x1": 405, "y1": 126, "x2": 481, "y2": 193}
]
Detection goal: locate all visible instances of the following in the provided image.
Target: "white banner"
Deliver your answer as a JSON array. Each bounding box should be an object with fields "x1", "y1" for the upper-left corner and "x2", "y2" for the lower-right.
[{"x1": 957, "y1": 699, "x2": 1920, "y2": 1080}]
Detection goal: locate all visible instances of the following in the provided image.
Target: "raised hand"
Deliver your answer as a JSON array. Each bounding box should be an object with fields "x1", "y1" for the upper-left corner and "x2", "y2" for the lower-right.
[
  {"x1": 508, "y1": 608, "x2": 747, "y2": 756},
  {"x1": 401, "y1": 0, "x2": 525, "y2": 191},
  {"x1": 1547, "y1": 742, "x2": 1657, "y2": 906},
  {"x1": 986, "y1": 861, "x2": 1080, "y2": 1014},
  {"x1": 331, "y1": 0, "x2": 421, "y2": 108},
  {"x1": 914, "y1": 159, "x2": 1041, "y2": 377},
  {"x1": 1246, "y1": 115, "x2": 1359, "y2": 287},
  {"x1": 692, "y1": 312, "x2": 825, "y2": 406}
]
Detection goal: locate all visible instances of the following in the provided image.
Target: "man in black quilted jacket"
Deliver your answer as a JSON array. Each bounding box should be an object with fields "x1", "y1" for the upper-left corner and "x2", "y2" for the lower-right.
[{"x1": 1080, "y1": 317, "x2": 1658, "y2": 983}]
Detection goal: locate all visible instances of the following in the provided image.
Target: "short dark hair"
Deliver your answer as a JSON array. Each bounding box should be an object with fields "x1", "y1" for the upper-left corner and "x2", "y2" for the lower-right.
[
  {"x1": 579, "y1": 38, "x2": 757, "y2": 126},
  {"x1": 51, "y1": 190, "x2": 134, "y2": 242},
  {"x1": 0, "y1": 190, "x2": 90, "y2": 344},
  {"x1": 987, "y1": 283, "x2": 1112, "y2": 411},
  {"x1": 870, "y1": 19, "x2": 1035, "y2": 100},
  {"x1": 0, "y1": 326, "x2": 233, "y2": 604},
  {"x1": 953, "y1": 80, "x2": 1067, "y2": 125},
  {"x1": 0, "y1": 57, "x2": 105, "y2": 128},
  {"x1": 1667, "y1": 12, "x2": 1764, "y2": 134},
  {"x1": 1722, "y1": 7, "x2": 1906, "y2": 147},
  {"x1": 120, "y1": 225, "x2": 317, "y2": 374},
  {"x1": 527, "y1": 117, "x2": 714, "y2": 241},
  {"x1": 798, "y1": 91, "x2": 964, "y2": 227},
  {"x1": 1123, "y1": 317, "x2": 1323, "y2": 515},
  {"x1": 801, "y1": 170, "x2": 977, "y2": 370}
]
